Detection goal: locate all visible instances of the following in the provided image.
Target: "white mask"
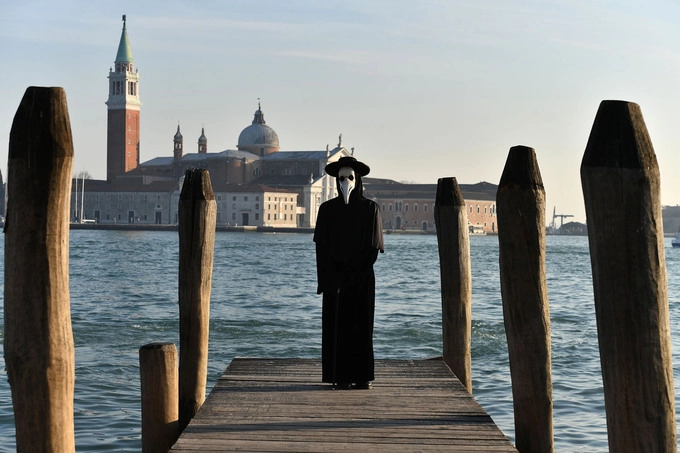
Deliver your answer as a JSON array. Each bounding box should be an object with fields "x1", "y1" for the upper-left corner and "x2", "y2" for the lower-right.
[{"x1": 338, "y1": 167, "x2": 355, "y2": 204}]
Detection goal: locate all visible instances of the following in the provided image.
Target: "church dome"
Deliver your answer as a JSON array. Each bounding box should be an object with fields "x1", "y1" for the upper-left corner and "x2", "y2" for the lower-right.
[{"x1": 237, "y1": 103, "x2": 280, "y2": 156}]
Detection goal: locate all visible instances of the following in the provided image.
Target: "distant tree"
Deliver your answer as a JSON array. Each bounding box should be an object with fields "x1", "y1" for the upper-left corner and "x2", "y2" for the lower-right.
[
  {"x1": 73, "y1": 170, "x2": 92, "y2": 179},
  {"x1": 662, "y1": 205, "x2": 680, "y2": 235}
]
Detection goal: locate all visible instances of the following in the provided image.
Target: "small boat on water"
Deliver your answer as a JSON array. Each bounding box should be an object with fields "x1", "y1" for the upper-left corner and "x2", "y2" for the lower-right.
[{"x1": 673, "y1": 232, "x2": 680, "y2": 248}]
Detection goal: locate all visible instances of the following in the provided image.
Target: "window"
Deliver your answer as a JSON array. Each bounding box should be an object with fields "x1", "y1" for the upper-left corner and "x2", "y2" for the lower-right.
[
  {"x1": 414, "y1": 204, "x2": 418, "y2": 212},
  {"x1": 233, "y1": 196, "x2": 236, "y2": 201},
  {"x1": 424, "y1": 204, "x2": 428, "y2": 212},
  {"x1": 405, "y1": 204, "x2": 409, "y2": 212},
  {"x1": 244, "y1": 196, "x2": 248, "y2": 201},
  {"x1": 256, "y1": 196, "x2": 260, "y2": 201},
  {"x1": 255, "y1": 214, "x2": 260, "y2": 221}
]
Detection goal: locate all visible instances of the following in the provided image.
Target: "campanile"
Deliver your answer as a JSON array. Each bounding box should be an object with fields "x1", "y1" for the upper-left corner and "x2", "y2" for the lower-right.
[{"x1": 106, "y1": 15, "x2": 141, "y2": 183}]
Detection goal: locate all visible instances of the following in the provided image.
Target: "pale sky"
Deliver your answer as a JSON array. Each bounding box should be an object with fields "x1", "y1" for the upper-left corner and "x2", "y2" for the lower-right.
[{"x1": 2, "y1": 0, "x2": 679, "y2": 224}]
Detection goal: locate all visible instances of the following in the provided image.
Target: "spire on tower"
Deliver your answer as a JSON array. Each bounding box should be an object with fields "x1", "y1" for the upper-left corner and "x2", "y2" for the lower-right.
[
  {"x1": 198, "y1": 127, "x2": 208, "y2": 153},
  {"x1": 174, "y1": 124, "x2": 184, "y2": 161},
  {"x1": 115, "y1": 15, "x2": 134, "y2": 64}
]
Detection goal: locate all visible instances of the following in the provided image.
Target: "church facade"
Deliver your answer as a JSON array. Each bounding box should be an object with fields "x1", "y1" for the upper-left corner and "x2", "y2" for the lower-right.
[{"x1": 71, "y1": 16, "x2": 498, "y2": 233}]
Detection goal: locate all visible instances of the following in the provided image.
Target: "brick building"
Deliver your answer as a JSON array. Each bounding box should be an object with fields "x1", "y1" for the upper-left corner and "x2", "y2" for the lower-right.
[{"x1": 365, "y1": 179, "x2": 497, "y2": 234}]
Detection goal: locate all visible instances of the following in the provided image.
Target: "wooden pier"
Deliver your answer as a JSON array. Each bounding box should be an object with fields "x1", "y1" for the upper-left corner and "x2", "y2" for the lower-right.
[{"x1": 170, "y1": 357, "x2": 517, "y2": 452}]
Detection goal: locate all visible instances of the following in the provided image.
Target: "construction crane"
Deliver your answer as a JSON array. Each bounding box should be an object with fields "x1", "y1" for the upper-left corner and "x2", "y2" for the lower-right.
[{"x1": 551, "y1": 206, "x2": 573, "y2": 229}]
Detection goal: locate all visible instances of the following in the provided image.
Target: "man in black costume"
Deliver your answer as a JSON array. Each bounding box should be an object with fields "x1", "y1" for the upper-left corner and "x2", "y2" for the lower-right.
[{"x1": 313, "y1": 156, "x2": 384, "y2": 390}]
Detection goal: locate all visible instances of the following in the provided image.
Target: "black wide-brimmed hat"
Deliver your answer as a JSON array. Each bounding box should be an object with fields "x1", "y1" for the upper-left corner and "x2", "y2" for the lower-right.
[{"x1": 325, "y1": 156, "x2": 370, "y2": 177}]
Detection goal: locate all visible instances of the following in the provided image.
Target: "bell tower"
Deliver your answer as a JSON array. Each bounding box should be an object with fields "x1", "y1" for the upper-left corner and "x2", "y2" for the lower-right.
[
  {"x1": 174, "y1": 125, "x2": 184, "y2": 161},
  {"x1": 106, "y1": 15, "x2": 141, "y2": 183}
]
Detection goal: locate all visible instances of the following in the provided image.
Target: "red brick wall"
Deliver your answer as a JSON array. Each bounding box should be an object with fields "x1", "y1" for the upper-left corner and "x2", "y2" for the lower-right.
[{"x1": 375, "y1": 196, "x2": 497, "y2": 233}]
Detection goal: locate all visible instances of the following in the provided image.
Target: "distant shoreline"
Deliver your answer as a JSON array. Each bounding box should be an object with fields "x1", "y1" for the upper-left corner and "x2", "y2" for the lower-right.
[
  {"x1": 67, "y1": 223, "x2": 443, "y2": 235},
  {"x1": 68, "y1": 223, "x2": 315, "y2": 234},
  {"x1": 75, "y1": 223, "x2": 680, "y2": 238}
]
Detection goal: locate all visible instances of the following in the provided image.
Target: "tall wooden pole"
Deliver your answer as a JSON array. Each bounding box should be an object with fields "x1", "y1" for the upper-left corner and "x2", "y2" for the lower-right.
[
  {"x1": 4, "y1": 86, "x2": 75, "y2": 452},
  {"x1": 140, "y1": 342, "x2": 179, "y2": 452},
  {"x1": 497, "y1": 145, "x2": 553, "y2": 453},
  {"x1": 178, "y1": 168, "x2": 217, "y2": 433},
  {"x1": 580, "y1": 100, "x2": 676, "y2": 452},
  {"x1": 434, "y1": 177, "x2": 472, "y2": 392}
]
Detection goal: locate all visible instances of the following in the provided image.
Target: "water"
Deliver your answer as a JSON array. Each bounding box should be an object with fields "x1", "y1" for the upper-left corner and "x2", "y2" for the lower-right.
[{"x1": 1, "y1": 231, "x2": 680, "y2": 451}]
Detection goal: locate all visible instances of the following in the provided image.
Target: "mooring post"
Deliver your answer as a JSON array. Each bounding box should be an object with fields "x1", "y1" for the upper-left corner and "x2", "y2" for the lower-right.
[
  {"x1": 4, "y1": 86, "x2": 75, "y2": 452},
  {"x1": 140, "y1": 342, "x2": 179, "y2": 452},
  {"x1": 178, "y1": 168, "x2": 217, "y2": 433},
  {"x1": 497, "y1": 145, "x2": 553, "y2": 453},
  {"x1": 580, "y1": 100, "x2": 676, "y2": 452},
  {"x1": 434, "y1": 177, "x2": 472, "y2": 392}
]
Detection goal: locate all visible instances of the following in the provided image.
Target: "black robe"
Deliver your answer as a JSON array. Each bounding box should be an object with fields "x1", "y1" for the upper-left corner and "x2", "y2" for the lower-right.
[{"x1": 313, "y1": 192, "x2": 384, "y2": 384}]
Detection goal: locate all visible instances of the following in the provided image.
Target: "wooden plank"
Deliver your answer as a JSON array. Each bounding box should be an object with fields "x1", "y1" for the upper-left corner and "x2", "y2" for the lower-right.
[{"x1": 170, "y1": 358, "x2": 517, "y2": 452}]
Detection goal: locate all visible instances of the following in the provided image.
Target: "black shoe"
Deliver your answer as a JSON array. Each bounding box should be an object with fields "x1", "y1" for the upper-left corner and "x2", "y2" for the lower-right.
[
  {"x1": 354, "y1": 381, "x2": 371, "y2": 389},
  {"x1": 333, "y1": 382, "x2": 352, "y2": 390}
]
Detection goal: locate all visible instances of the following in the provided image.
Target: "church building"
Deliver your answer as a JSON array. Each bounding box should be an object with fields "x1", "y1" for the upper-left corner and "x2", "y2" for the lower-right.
[{"x1": 71, "y1": 16, "x2": 498, "y2": 233}]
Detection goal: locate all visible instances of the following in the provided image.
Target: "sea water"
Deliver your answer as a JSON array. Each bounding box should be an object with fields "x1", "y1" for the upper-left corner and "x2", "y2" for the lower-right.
[{"x1": 1, "y1": 230, "x2": 680, "y2": 451}]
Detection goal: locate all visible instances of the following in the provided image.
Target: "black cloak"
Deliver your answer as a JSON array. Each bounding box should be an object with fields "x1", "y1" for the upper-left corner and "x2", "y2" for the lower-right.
[{"x1": 313, "y1": 174, "x2": 384, "y2": 385}]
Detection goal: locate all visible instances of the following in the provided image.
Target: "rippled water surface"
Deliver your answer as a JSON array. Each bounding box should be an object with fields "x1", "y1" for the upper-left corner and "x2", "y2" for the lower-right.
[{"x1": 1, "y1": 231, "x2": 680, "y2": 451}]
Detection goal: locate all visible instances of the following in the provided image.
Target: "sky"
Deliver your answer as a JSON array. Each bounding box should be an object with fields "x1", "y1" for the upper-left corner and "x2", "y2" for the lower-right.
[{"x1": 1, "y1": 0, "x2": 679, "y2": 224}]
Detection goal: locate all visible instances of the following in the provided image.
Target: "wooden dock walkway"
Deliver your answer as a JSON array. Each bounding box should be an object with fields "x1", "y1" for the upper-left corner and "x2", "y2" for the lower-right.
[{"x1": 170, "y1": 357, "x2": 517, "y2": 452}]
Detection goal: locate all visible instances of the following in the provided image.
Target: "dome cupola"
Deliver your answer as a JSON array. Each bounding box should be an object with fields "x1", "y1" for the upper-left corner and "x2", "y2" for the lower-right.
[{"x1": 237, "y1": 102, "x2": 280, "y2": 156}]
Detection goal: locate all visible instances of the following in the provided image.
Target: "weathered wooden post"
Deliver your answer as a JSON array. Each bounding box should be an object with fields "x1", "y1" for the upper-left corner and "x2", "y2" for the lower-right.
[
  {"x1": 178, "y1": 168, "x2": 217, "y2": 433},
  {"x1": 140, "y1": 342, "x2": 179, "y2": 452},
  {"x1": 580, "y1": 100, "x2": 676, "y2": 452},
  {"x1": 4, "y1": 86, "x2": 75, "y2": 452},
  {"x1": 434, "y1": 177, "x2": 472, "y2": 392},
  {"x1": 497, "y1": 145, "x2": 553, "y2": 453}
]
